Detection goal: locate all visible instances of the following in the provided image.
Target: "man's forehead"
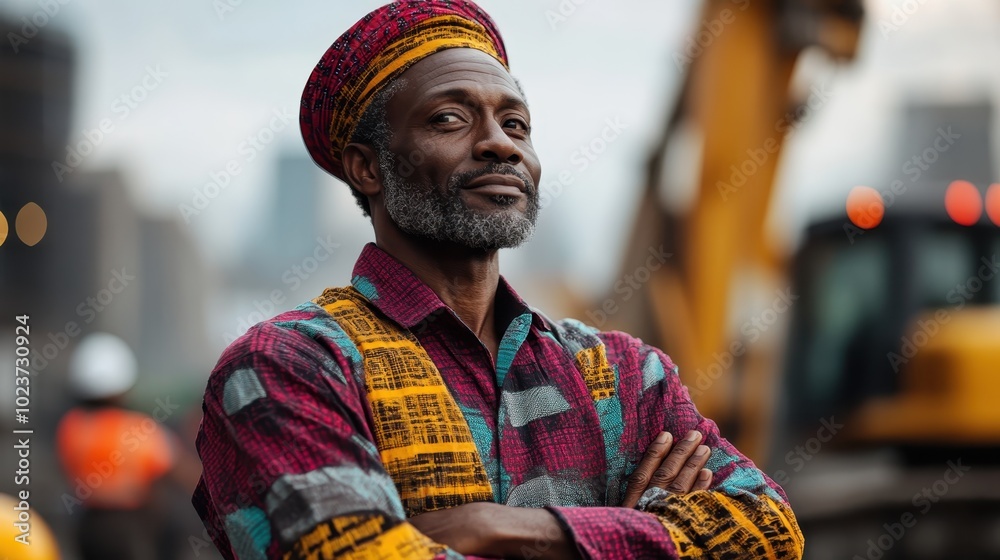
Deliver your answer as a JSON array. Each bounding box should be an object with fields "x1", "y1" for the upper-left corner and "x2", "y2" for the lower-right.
[{"x1": 398, "y1": 49, "x2": 521, "y2": 104}]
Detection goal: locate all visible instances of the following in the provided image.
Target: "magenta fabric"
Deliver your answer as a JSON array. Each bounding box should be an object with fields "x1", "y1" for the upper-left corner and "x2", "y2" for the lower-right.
[{"x1": 193, "y1": 243, "x2": 792, "y2": 559}]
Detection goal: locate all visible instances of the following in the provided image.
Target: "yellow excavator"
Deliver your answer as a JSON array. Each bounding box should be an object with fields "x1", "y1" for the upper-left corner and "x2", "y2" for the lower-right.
[
  {"x1": 601, "y1": 0, "x2": 1000, "y2": 555},
  {"x1": 602, "y1": 0, "x2": 865, "y2": 460}
]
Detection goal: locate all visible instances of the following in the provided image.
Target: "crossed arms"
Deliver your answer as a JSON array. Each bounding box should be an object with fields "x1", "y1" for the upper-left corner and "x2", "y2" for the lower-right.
[
  {"x1": 193, "y1": 321, "x2": 803, "y2": 559},
  {"x1": 407, "y1": 430, "x2": 717, "y2": 558}
]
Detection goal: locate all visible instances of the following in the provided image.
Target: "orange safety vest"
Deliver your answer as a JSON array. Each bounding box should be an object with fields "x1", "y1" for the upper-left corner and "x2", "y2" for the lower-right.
[{"x1": 56, "y1": 407, "x2": 174, "y2": 510}]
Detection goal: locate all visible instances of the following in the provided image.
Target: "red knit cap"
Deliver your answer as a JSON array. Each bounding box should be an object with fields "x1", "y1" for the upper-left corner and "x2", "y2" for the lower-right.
[{"x1": 300, "y1": 1, "x2": 509, "y2": 181}]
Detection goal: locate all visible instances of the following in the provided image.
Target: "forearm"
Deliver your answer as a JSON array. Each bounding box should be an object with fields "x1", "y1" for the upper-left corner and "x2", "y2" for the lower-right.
[
  {"x1": 488, "y1": 506, "x2": 580, "y2": 560},
  {"x1": 410, "y1": 503, "x2": 579, "y2": 559},
  {"x1": 548, "y1": 492, "x2": 803, "y2": 560},
  {"x1": 614, "y1": 345, "x2": 803, "y2": 558}
]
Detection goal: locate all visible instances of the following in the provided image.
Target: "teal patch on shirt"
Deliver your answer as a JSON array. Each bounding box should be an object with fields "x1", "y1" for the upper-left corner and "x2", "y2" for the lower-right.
[
  {"x1": 351, "y1": 275, "x2": 379, "y2": 301},
  {"x1": 707, "y1": 448, "x2": 784, "y2": 503},
  {"x1": 224, "y1": 507, "x2": 270, "y2": 560},
  {"x1": 596, "y1": 364, "x2": 626, "y2": 505},
  {"x1": 458, "y1": 403, "x2": 499, "y2": 501},
  {"x1": 498, "y1": 464, "x2": 513, "y2": 505},
  {"x1": 562, "y1": 317, "x2": 600, "y2": 336},
  {"x1": 496, "y1": 313, "x2": 532, "y2": 388},
  {"x1": 547, "y1": 317, "x2": 605, "y2": 359},
  {"x1": 496, "y1": 404, "x2": 513, "y2": 503},
  {"x1": 279, "y1": 304, "x2": 365, "y2": 384},
  {"x1": 350, "y1": 433, "x2": 380, "y2": 460}
]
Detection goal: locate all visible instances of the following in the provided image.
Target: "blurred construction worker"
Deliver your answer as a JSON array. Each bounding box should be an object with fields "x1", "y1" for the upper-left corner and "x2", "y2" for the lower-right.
[
  {"x1": 0, "y1": 493, "x2": 60, "y2": 560},
  {"x1": 56, "y1": 332, "x2": 200, "y2": 560}
]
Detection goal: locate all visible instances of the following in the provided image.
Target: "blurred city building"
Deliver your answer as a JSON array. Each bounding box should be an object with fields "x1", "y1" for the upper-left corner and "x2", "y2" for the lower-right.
[
  {"x1": 242, "y1": 153, "x2": 321, "y2": 282},
  {"x1": 1, "y1": 15, "x2": 213, "y2": 557}
]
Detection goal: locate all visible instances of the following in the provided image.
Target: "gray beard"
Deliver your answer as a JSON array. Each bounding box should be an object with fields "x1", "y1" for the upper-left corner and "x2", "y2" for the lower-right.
[{"x1": 379, "y1": 150, "x2": 539, "y2": 252}]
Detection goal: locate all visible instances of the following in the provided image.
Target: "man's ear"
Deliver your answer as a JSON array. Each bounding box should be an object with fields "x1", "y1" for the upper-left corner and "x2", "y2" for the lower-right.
[{"x1": 342, "y1": 143, "x2": 382, "y2": 198}]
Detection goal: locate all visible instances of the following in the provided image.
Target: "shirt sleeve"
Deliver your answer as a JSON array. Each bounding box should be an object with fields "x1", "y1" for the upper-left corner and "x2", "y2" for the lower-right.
[
  {"x1": 546, "y1": 344, "x2": 804, "y2": 559},
  {"x1": 193, "y1": 319, "x2": 474, "y2": 560}
]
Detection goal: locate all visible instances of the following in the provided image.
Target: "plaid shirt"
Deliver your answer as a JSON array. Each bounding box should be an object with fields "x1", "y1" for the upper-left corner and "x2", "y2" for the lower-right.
[{"x1": 194, "y1": 243, "x2": 802, "y2": 559}]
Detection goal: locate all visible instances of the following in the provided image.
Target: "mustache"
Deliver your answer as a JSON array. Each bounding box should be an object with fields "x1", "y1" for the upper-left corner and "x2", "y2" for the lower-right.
[{"x1": 450, "y1": 163, "x2": 535, "y2": 193}]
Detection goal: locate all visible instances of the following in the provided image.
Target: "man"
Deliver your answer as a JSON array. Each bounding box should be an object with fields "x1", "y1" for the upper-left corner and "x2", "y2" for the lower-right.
[{"x1": 193, "y1": 2, "x2": 803, "y2": 558}]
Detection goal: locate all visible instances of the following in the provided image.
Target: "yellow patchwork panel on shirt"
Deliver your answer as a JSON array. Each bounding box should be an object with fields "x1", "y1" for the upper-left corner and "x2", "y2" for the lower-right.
[
  {"x1": 654, "y1": 494, "x2": 804, "y2": 559},
  {"x1": 316, "y1": 287, "x2": 494, "y2": 517},
  {"x1": 283, "y1": 513, "x2": 443, "y2": 560},
  {"x1": 575, "y1": 344, "x2": 617, "y2": 401}
]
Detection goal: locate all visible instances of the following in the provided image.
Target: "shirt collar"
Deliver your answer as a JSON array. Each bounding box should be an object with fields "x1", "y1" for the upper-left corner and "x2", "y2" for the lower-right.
[{"x1": 349, "y1": 242, "x2": 554, "y2": 333}]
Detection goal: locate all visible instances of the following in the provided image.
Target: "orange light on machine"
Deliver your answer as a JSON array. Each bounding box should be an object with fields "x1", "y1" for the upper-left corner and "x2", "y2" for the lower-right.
[
  {"x1": 847, "y1": 186, "x2": 884, "y2": 229},
  {"x1": 945, "y1": 180, "x2": 982, "y2": 226},
  {"x1": 986, "y1": 183, "x2": 1000, "y2": 227}
]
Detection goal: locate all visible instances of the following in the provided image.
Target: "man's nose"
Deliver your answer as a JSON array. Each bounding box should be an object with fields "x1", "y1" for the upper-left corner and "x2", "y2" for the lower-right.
[{"x1": 473, "y1": 120, "x2": 523, "y2": 165}]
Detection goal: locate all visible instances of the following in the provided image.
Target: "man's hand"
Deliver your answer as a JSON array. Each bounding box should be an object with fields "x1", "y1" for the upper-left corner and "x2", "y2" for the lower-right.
[
  {"x1": 409, "y1": 502, "x2": 579, "y2": 559},
  {"x1": 619, "y1": 430, "x2": 713, "y2": 509},
  {"x1": 408, "y1": 502, "x2": 495, "y2": 555}
]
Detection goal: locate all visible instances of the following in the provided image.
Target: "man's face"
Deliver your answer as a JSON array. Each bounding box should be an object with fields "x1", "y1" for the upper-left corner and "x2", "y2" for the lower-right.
[{"x1": 377, "y1": 48, "x2": 542, "y2": 252}]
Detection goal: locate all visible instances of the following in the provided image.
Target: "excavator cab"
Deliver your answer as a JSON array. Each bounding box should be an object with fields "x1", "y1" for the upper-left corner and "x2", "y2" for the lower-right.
[
  {"x1": 782, "y1": 214, "x2": 1000, "y2": 456},
  {"x1": 774, "y1": 102, "x2": 1000, "y2": 558}
]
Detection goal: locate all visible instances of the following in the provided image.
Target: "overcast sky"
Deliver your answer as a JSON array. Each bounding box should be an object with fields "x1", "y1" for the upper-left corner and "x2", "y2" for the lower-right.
[{"x1": 5, "y1": 0, "x2": 999, "y2": 295}]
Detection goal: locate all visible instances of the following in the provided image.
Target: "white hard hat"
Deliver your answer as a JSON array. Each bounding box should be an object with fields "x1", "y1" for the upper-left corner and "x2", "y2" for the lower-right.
[{"x1": 68, "y1": 332, "x2": 138, "y2": 399}]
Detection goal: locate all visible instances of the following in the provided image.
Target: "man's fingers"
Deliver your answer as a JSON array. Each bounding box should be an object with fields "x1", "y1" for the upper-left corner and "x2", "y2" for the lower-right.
[
  {"x1": 648, "y1": 430, "x2": 704, "y2": 489},
  {"x1": 693, "y1": 468, "x2": 713, "y2": 491},
  {"x1": 621, "y1": 431, "x2": 673, "y2": 508},
  {"x1": 664, "y1": 445, "x2": 711, "y2": 493}
]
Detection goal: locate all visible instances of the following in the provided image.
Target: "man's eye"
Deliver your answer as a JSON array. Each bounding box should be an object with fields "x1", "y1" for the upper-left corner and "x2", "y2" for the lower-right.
[
  {"x1": 432, "y1": 113, "x2": 461, "y2": 124},
  {"x1": 504, "y1": 118, "x2": 529, "y2": 132}
]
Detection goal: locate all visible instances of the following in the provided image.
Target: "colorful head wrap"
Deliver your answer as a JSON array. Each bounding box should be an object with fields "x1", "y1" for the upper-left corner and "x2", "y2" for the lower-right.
[{"x1": 300, "y1": 1, "x2": 509, "y2": 182}]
